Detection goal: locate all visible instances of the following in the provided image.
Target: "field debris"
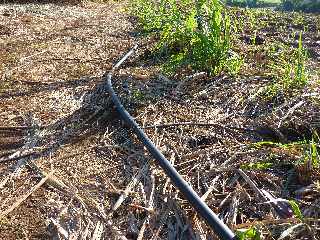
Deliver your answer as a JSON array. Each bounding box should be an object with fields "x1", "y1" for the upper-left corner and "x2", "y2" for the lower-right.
[{"x1": 0, "y1": 0, "x2": 319, "y2": 240}]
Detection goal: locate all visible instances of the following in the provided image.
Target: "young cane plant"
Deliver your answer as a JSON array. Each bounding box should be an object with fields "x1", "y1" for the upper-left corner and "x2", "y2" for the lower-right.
[{"x1": 131, "y1": 0, "x2": 240, "y2": 76}]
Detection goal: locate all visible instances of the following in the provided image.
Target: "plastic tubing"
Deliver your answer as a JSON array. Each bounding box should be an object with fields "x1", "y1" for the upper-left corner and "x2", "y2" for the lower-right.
[{"x1": 105, "y1": 46, "x2": 237, "y2": 240}]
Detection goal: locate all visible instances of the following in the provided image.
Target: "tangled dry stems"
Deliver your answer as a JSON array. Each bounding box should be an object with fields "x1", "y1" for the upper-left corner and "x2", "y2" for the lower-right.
[{"x1": 0, "y1": 1, "x2": 319, "y2": 240}]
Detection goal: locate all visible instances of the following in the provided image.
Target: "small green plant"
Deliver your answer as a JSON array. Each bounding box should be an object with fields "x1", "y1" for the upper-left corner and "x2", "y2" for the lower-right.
[
  {"x1": 251, "y1": 141, "x2": 284, "y2": 148},
  {"x1": 236, "y1": 227, "x2": 261, "y2": 240},
  {"x1": 302, "y1": 132, "x2": 320, "y2": 169},
  {"x1": 132, "y1": 89, "x2": 145, "y2": 101},
  {"x1": 288, "y1": 200, "x2": 303, "y2": 220},
  {"x1": 241, "y1": 161, "x2": 273, "y2": 170},
  {"x1": 260, "y1": 32, "x2": 308, "y2": 100},
  {"x1": 289, "y1": 132, "x2": 320, "y2": 170},
  {"x1": 226, "y1": 54, "x2": 244, "y2": 76},
  {"x1": 283, "y1": 32, "x2": 308, "y2": 89}
]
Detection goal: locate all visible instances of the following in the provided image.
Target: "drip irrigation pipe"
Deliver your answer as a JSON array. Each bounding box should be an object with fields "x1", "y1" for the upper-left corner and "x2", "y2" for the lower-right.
[{"x1": 104, "y1": 45, "x2": 236, "y2": 240}]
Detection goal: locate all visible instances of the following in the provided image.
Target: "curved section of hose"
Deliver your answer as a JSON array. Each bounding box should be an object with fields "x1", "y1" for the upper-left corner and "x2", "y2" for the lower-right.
[{"x1": 105, "y1": 46, "x2": 236, "y2": 240}]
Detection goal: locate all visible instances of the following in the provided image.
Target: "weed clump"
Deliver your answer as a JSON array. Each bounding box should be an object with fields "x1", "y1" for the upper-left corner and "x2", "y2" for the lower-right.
[
  {"x1": 131, "y1": 0, "x2": 241, "y2": 76},
  {"x1": 261, "y1": 32, "x2": 308, "y2": 100}
]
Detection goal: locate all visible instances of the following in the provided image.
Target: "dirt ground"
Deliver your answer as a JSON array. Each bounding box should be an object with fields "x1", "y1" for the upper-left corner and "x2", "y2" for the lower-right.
[
  {"x1": 0, "y1": 1, "x2": 319, "y2": 240},
  {"x1": 0, "y1": 1, "x2": 138, "y2": 239}
]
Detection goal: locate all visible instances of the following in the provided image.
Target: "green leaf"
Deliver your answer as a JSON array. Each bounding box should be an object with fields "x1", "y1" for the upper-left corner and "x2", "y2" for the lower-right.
[
  {"x1": 310, "y1": 134, "x2": 319, "y2": 168},
  {"x1": 236, "y1": 227, "x2": 261, "y2": 240},
  {"x1": 289, "y1": 200, "x2": 303, "y2": 220},
  {"x1": 185, "y1": 10, "x2": 197, "y2": 32}
]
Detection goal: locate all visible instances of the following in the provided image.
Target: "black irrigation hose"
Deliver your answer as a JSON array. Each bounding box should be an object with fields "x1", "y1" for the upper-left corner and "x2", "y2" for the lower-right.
[{"x1": 105, "y1": 46, "x2": 237, "y2": 240}]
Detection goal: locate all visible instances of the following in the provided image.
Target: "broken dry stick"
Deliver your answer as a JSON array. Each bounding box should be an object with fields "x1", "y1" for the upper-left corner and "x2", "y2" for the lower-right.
[{"x1": 0, "y1": 172, "x2": 52, "y2": 219}]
